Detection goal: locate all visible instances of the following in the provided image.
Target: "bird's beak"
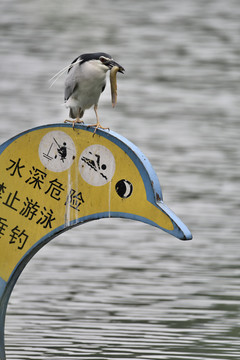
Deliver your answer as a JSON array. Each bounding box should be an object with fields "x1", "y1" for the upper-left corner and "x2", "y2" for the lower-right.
[{"x1": 108, "y1": 60, "x2": 125, "y2": 73}]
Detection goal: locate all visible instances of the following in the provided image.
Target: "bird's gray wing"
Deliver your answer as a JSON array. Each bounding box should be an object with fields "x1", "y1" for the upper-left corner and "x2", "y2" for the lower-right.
[
  {"x1": 64, "y1": 76, "x2": 78, "y2": 101},
  {"x1": 64, "y1": 57, "x2": 82, "y2": 101}
]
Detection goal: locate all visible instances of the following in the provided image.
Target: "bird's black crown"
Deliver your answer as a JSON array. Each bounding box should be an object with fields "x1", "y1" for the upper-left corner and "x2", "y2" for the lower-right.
[{"x1": 68, "y1": 52, "x2": 112, "y2": 72}]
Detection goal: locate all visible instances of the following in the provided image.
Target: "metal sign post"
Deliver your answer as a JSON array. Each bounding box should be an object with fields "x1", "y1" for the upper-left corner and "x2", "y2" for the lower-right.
[{"x1": 0, "y1": 124, "x2": 192, "y2": 359}]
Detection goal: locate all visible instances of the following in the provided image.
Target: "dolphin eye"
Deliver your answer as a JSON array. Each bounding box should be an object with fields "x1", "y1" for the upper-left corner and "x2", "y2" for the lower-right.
[{"x1": 115, "y1": 179, "x2": 133, "y2": 198}]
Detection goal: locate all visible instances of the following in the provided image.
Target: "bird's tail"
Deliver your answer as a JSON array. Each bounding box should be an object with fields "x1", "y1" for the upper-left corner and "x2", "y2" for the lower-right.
[{"x1": 69, "y1": 107, "x2": 84, "y2": 119}]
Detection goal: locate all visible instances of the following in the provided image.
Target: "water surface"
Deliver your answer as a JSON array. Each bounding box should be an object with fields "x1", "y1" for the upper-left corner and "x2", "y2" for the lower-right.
[{"x1": 0, "y1": 0, "x2": 240, "y2": 359}]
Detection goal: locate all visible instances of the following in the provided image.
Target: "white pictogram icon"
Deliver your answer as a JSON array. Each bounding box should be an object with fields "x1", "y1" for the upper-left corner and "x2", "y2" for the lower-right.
[
  {"x1": 39, "y1": 131, "x2": 76, "y2": 172},
  {"x1": 79, "y1": 145, "x2": 115, "y2": 186}
]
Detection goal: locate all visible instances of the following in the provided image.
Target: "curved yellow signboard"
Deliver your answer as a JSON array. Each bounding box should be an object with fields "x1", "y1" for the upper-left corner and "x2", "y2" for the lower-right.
[{"x1": 0, "y1": 124, "x2": 192, "y2": 359}]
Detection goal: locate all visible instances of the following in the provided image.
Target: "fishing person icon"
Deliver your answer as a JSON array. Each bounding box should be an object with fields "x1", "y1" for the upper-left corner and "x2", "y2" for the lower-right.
[{"x1": 54, "y1": 138, "x2": 67, "y2": 162}]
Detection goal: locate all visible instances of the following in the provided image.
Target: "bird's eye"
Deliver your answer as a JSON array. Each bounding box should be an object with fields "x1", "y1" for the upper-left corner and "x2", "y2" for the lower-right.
[{"x1": 99, "y1": 56, "x2": 109, "y2": 64}]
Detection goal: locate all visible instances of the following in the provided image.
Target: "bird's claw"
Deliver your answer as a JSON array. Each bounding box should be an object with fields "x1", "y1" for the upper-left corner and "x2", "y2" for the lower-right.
[
  {"x1": 87, "y1": 123, "x2": 110, "y2": 136},
  {"x1": 64, "y1": 119, "x2": 84, "y2": 129}
]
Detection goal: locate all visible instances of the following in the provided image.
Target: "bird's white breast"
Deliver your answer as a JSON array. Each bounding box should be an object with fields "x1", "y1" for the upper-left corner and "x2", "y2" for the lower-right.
[{"x1": 71, "y1": 60, "x2": 108, "y2": 109}]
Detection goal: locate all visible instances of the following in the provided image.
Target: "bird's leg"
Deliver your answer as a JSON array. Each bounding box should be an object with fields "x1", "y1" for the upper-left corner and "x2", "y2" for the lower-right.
[{"x1": 87, "y1": 105, "x2": 109, "y2": 135}]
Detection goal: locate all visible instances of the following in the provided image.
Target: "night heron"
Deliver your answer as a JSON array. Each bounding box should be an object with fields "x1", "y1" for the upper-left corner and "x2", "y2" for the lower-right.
[{"x1": 63, "y1": 52, "x2": 124, "y2": 132}]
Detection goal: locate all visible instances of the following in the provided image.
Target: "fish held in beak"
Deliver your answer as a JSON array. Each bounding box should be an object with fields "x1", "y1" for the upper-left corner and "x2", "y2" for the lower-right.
[{"x1": 110, "y1": 66, "x2": 121, "y2": 108}]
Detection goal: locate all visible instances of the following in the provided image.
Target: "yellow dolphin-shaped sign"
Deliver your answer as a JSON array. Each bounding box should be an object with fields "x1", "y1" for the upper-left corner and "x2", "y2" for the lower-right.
[{"x1": 0, "y1": 124, "x2": 192, "y2": 359}]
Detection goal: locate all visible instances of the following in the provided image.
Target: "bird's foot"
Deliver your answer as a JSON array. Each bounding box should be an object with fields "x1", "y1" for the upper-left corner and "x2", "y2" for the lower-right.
[
  {"x1": 87, "y1": 123, "x2": 110, "y2": 136},
  {"x1": 64, "y1": 118, "x2": 84, "y2": 129}
]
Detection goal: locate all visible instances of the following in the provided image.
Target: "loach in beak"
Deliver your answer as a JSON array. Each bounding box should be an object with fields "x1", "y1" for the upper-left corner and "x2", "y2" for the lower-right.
[{"x1": 110, "y1": 63, "x2": 124, "y2": 108}]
